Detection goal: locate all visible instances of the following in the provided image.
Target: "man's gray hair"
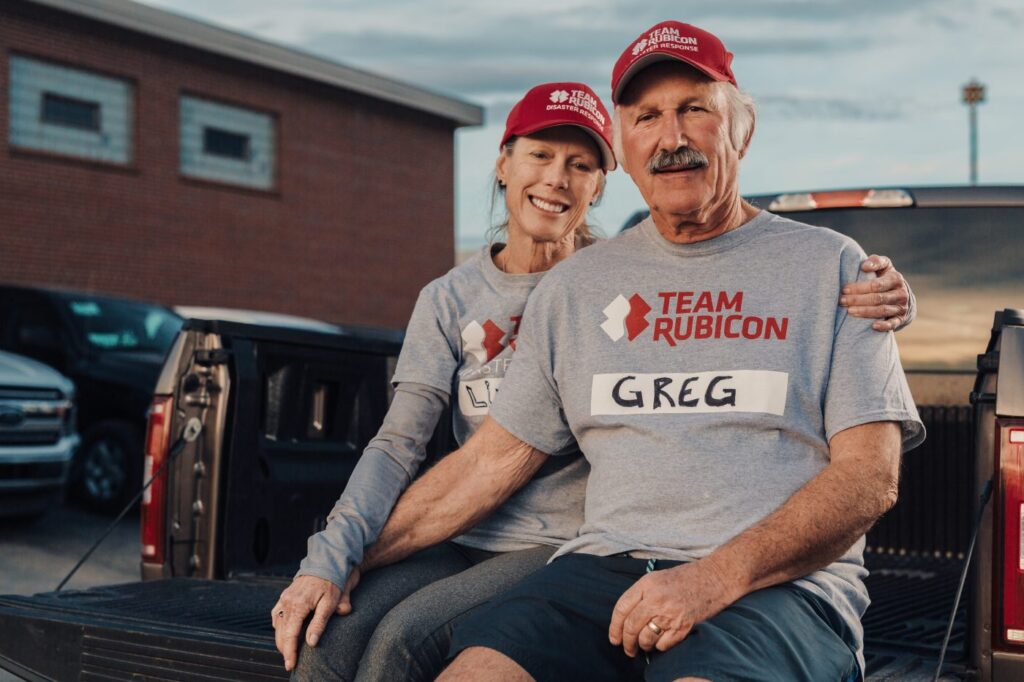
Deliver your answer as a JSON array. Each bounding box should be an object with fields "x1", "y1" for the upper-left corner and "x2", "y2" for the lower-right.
[{"x1": 612, "y1": 81, "x2": 756, "y2": 164}]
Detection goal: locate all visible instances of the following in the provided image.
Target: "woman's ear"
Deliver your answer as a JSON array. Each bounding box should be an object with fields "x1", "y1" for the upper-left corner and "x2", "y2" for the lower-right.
[{"x1": 495, "y1": 153, "x2": 508, "y2": 187}]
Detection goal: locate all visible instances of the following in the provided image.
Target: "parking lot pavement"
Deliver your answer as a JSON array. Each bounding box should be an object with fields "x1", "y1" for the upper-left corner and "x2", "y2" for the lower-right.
[
  {"x1": 0, "y1": 501, "x2": 138, "y2": 595},
  {"x1": 0, "y1": 502, "x2": 138, "y2": 680}
]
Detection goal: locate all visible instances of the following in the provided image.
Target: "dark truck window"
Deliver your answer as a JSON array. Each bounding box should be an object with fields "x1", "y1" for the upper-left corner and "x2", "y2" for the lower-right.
[
  {"x1": 780, "y1": 206, "x2": 1024, "y2": 370},
  {"x1": 64, "y1": 297, "x2": 181, "y2": 353}
]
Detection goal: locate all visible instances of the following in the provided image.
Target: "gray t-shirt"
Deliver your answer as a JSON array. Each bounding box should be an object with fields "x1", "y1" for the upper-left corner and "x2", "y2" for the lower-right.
[
  {"x1": 392, "y1": 246, "x2": 588, "y2": 551},
  {"x1": 490, "y1": 211, "x2": 925, "y2": 669}
]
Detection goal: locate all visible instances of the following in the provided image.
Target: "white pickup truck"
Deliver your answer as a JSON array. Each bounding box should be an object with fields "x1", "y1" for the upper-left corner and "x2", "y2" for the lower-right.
[{"x1": 0, "y1": 350, "x2": 78, "y2": 518}]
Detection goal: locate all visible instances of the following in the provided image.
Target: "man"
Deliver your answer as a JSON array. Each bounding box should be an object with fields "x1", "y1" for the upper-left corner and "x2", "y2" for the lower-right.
[{"x1": 343, "y1": 20, "x2": 924, "y2": 682}]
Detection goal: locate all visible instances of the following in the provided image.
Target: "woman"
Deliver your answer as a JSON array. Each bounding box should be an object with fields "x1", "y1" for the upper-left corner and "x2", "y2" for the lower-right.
[{"x1": 273, "y1": 82, "x2": 913, "y2": 682}]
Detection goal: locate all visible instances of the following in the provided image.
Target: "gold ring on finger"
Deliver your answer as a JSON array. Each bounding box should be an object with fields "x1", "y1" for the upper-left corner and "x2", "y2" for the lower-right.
[{"x1": 646, "y1": 620, "x2": 663, "y2": 636}]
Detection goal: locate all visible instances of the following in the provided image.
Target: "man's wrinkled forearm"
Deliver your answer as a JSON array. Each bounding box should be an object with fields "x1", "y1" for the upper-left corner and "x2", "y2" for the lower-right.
[
  {"x1": 700, "y1": 421, "x2": 902, "y2": 601},
  {"x1": 363, "y1": 417, "x2": 548, "y2": 572}
]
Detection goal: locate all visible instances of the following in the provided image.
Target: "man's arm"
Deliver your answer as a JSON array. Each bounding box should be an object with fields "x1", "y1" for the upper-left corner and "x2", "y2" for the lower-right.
[
  {"x1": 362, "y1": 416, "x2": 549, "y2": 572},
  {"x1": 610, "y1": 420, "x2": 901, "y2": 656}
]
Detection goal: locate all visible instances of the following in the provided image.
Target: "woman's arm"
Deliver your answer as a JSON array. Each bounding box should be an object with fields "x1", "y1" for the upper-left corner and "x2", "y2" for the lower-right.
[
  {"x1": 295, "y1": 382, "x2": 449, "y2": 587},
  {"x1": 272, "y1": 382, "x2": 447, "y2": 671}
]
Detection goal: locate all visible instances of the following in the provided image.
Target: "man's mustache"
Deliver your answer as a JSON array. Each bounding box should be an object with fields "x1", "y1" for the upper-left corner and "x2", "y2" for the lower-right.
[{"x1": 646, "y1": 147, "x2": 709, "y2": 174}]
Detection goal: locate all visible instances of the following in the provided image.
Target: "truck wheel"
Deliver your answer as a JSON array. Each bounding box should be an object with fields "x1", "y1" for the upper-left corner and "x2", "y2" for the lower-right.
[{"x1": 72, "y1": 421, "x2": 142, "y2": 514}]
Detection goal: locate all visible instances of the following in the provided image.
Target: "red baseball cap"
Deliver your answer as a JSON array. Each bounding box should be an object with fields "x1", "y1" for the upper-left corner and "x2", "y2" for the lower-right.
[
  {"x1": 501, "y1": 82, "x2": 616, "y2": 171},
  {"x1": 611, "y1": 21, "x2": 736, "y2": 104}
]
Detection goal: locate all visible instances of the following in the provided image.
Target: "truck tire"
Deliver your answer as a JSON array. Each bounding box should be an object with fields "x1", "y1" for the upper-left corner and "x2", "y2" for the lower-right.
[{"x1": 72, "y1": 421, "x2": 142, "y2": 514}]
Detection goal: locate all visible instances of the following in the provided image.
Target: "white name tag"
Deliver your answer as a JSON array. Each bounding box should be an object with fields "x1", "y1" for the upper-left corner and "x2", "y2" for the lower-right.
[
  {"x1": 458, "y1": 377, "x2": 503, "y2": 416},
  {"x1": 590, "y1": 370, "x2": 788, "y2": 416}
]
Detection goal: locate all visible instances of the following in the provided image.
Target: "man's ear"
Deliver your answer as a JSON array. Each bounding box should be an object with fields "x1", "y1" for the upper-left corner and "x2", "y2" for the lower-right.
[{"x1": 737, "y1": 118, "x2": 756, "y2": 160}]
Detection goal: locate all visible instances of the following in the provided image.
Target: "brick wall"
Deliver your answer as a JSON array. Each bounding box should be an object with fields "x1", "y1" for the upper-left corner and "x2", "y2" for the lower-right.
[{"x1": 0, "y1": 1, "x2": 457, "y2": 330}]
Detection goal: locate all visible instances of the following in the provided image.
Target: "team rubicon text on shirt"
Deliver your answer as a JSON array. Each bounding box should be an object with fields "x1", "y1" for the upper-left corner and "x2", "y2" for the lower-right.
[
  {"x1": 594, "y1": 290, "x2": 791, "y2": 417},
  {"x1": 601, "y1": 290, "x2": 789, "y2": 346}
]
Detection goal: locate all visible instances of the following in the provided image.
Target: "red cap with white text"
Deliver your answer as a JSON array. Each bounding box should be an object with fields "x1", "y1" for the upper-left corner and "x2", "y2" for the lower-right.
[
  {"x1": 611, "y1": 21, "x2": 737, "y2": 103},
  {"x1": 501, "y1": 82, "x2": 616, "y2": 171}
]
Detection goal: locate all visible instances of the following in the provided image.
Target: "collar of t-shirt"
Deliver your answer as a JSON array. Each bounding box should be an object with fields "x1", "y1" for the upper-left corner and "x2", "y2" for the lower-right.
[
  {"x1": 638, "y1": 209, "x2": 772, "y2": 258},
  {"x1": 478, "y1": 243, "x2": 548, "y2": 290}
]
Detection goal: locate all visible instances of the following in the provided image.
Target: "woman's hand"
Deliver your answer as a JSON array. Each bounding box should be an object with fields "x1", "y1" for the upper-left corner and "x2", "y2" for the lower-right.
[
  {"x1": 271, "y1": 574, "x2": 343, "y2": 671},
  {"x1": 840, "y1": 254, "x2": 912, "y2": 331}
]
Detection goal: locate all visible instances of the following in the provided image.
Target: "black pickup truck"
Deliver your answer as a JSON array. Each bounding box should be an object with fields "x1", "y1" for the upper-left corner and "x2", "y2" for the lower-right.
[{"x1": 1, "y1": 185, "x2": 1022, "y2": 681}]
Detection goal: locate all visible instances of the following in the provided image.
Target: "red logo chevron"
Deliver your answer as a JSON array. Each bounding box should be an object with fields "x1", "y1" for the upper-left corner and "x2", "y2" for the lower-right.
[
  {"x1": 482, "y1": 320, "x2": 506, "y2": 362},
  {"x1": 625, "y1": 294, "x2": 651, "y2": 341}
]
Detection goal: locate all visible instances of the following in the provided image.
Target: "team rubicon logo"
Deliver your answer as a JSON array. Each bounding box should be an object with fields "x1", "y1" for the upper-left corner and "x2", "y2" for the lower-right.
[
  {"x1": 631, "y1": 27, "x2": 699, "y2": 57},
  {"x1": 601, "y1": 291, "x2": 789, "y2": 346},
  {"x1": 461, "y1": 316, "x2": 523, "y2": 363},
  {"x1": 601, "y1": 294, "x2": 651, "y2": 341},
  {"x1": 546, "y1": 88, "x2": 606, "y2": 126},
  {"x1": 549, "y1": 89, "x2": 570, "y2": 104}
]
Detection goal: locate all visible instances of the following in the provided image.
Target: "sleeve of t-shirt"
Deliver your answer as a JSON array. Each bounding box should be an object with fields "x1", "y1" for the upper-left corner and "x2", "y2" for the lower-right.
[
  {"x1": 296, "y1": 382, "x2": 447, "y2": 587},
  {"x1": 390, "y1": 283, "x2": 459, "y2": 394},
  {"x1": 824, "y1": 241, "x2": 926, "y2": 453},
  {"x1": 489, "y1": 280, "x2": 576, "y2": 456}
]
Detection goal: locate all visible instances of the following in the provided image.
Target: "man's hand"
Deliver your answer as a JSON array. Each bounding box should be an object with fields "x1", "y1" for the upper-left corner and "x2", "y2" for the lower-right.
[
  {"x1": 608, "y1": 558, "x2": 736, "y2": 657},
  {"x1": 840, "y1": 254, "x2": 911, "y2": 331},
  {"x1": 271, "y1": 575, "x2": 343, "y2": 672}
]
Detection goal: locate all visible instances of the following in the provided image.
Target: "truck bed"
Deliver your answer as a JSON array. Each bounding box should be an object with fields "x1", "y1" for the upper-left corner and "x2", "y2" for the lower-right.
[
  {"x1": 0, "y1": 552, "x2": 968, "y2": 681},
  {"x1": 0, "y1": 580, "x2": 287, "y2": 681}
]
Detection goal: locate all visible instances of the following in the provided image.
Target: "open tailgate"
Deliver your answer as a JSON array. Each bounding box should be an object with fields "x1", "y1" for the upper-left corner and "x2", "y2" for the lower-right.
[{"x1": 0, "y1": 579, "x2": 287, "y2": 681}]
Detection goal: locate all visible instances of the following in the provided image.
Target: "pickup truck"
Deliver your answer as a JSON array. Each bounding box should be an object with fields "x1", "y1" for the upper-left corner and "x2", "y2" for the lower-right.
[
  {"x1": 0, "y1": 350, "x2": 78, "y2": 519},
  {"x1": 0, "y1": 184, "x2": 1022, "y2": 681}
]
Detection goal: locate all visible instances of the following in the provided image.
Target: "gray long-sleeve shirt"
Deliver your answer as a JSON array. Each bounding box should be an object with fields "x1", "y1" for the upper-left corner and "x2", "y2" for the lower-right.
[{"x1": 297, "y1": 247, "x2": 589, "y2": 588}]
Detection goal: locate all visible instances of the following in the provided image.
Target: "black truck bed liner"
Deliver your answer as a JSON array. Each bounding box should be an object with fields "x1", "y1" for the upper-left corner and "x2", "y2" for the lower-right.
[
  {"x1": 0, "y1": 581, "x2": 287, "y2": 681},
  {"x1": 0, "y1": 553, "x2": 968, "y2": 681}
]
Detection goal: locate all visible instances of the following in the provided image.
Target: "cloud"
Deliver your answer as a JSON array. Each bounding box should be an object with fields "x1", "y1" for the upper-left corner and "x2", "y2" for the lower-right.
[
  {"x1": 990, "y1": 4, "x2": 1024, "y2": 26},
  {"x1": 606, "y1": 0, "x2": 949, "y2": 24},
  {"x1": 755, "y1": 94, "x2": 906, "y2": 121}
]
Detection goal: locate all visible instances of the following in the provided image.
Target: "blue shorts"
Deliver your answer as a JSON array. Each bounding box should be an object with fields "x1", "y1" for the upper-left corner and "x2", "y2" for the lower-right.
[{"x1": 449, "y1": 553, "x2": 860, "y2": 682}]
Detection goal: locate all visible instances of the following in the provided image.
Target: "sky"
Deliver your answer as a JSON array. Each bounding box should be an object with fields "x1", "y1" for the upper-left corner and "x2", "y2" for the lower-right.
[{"x1": 140, "y1": 0, "x2": 1024, "y2": 250}]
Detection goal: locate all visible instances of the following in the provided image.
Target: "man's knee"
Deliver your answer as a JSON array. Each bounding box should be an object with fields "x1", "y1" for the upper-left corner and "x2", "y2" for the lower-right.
[{"x1": 438, "y1": 647, "x2": 533, "y2": 681}]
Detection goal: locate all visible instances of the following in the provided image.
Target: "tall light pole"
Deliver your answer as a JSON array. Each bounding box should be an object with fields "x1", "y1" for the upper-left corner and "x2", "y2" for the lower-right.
[{"x1": 962, "y1": 79, "x2": 986, "y2": 185}]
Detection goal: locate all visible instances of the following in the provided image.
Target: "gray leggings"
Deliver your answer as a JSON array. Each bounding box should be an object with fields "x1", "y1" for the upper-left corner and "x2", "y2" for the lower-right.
[{"x1": 291, "y1": 543, "x2": 556, "y2": 682}]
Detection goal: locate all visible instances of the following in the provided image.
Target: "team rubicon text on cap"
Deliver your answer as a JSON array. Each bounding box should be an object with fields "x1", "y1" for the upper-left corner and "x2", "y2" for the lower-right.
[
  {"x1": 612, "y1": 21, "x2": 737, "y2": 103},
  {"x1": 546, "y1": 87, "x2": 606, "y2": 129},
  {"x1": 501, "y1": 81, "x2": 616, "y2": 171}
]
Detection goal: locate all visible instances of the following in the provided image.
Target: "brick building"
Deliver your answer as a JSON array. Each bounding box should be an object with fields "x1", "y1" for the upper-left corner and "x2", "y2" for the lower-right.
[{"x1": 0, "y1": 0, "x2": 482, "y2": 329}]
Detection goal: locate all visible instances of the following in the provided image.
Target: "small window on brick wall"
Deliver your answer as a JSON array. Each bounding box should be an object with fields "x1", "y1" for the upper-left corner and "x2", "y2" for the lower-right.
[
  {"x1": 203, "y1": 127, "x2": 250, "y2": 161},
  {"x1": 180, "y1": 95, "x2": 275, "y2": 190},
  {"x1": 41, "y1": 93, "x2": 101, "y2": 131},
  {"x1": 8, "y1": 55, "x2": 133, "y2": 164}
]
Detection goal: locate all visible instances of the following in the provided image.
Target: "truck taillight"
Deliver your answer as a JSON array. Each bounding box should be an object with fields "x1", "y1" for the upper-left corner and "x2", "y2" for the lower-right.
[
  {"x1": 996, "y1": 420, "x2": 1024, "y2": 648},
  {"x1": 141, "y1": 395, "x2": 173, "y2": 566},
  {"x1": 767, "y1": 188, "x2": 914, "y2": 212}
]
